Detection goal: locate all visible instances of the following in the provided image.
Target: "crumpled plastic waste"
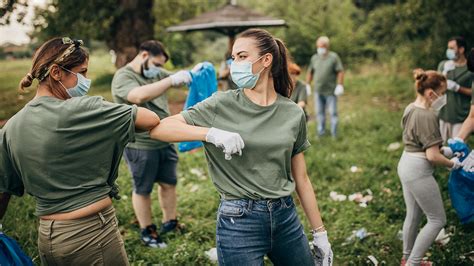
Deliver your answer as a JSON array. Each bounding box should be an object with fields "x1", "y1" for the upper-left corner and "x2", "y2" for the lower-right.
[
  {"x1": 435, "y1": 228, "x2": 451, "y2": 246},
  {"x1": 205, "y1": 247, "x2": 218, "y2": 262},
  {"x1": 329, "y1": 191, "x2": 347, "y2": 201},
  {"x1": 387, "y1": 142, "x2": 401, "y2": 152}
]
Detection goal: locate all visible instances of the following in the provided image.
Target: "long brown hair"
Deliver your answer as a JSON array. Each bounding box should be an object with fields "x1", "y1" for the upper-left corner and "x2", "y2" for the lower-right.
[
  {"x1": 239, "y1": 29, "x2": 293, "y2": 97},
  {"x1": 19, "y1": 37, "x2": 89, "y2": 94},
  {"x1": 413, "y1": 68, "x2": 446, "y2": 94}
]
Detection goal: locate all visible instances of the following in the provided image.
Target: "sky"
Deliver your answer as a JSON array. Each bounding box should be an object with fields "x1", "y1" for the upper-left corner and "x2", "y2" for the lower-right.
[{"x1": 0, "y1": 0, "x2": 47, "y2": 45}]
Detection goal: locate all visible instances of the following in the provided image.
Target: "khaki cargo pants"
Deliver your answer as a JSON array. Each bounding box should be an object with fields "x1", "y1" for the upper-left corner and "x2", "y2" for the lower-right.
[{"x1": 38, "y1": 205, "x2": 129, "y2": 266}]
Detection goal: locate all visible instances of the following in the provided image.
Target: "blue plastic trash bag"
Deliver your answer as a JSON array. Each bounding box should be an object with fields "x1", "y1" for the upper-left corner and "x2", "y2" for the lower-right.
[
  {"x1": 178, "y1": 62, "x2": 217, "y2": 152},
  {"x1": 0, "y1": 232, "x2": 34, "y2": 266},
  {"x1": 447, "y1": 140, "x2": 474, "y2": 224}
]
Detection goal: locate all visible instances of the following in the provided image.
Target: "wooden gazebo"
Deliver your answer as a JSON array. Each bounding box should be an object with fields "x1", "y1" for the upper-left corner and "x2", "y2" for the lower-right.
[{"x1": 166, "y1": 1, "x2": 287, "y2": 53}]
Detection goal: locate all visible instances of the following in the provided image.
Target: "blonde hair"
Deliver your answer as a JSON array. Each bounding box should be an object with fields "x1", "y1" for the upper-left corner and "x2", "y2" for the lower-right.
[{"x1": 316, "y1": 36, "x2": 330, "y2": 46}]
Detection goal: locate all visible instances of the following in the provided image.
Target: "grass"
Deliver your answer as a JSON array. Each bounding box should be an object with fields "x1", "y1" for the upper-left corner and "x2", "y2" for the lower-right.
[{"x1": 1, "y1": 54, "x2": 473, "y2": 265}]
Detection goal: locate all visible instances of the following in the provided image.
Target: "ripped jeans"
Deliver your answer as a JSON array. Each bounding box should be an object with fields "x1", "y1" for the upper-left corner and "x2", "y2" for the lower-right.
[{"x1": 216, "y1": 196, "x2": 314, "y2": 266}]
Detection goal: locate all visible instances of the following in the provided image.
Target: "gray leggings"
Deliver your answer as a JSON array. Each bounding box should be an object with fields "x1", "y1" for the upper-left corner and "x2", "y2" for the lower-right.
[{"x1": 397, "y1": 152, "x2": 446, "y2": 265}]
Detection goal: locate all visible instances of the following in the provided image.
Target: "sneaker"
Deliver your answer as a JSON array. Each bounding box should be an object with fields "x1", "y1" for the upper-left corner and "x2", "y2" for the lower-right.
[
  {"x1": 160, "y1": 219, "x2": 185, "y2": 235},
  {"x1": 400, "y1": 258, "x2": 406, "y2": 266},
  {"x1": 141, "y1": 224, "x2": 167, "y2": 248},
  {"x1": 420, "y1": 260, "x2": 433, "y2": 266}
]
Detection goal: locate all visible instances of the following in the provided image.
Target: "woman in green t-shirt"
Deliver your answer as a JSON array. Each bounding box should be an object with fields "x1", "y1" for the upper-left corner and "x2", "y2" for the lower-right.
[
  {"x1": 397, "y1": 69, "x2": 461, "y2": 265},
  {"x1": 151, "y1": 29, "x2": 332, "y2": 265},
  {"x1": 0, "y1": 37, "x2": 160, "y2": 265}
]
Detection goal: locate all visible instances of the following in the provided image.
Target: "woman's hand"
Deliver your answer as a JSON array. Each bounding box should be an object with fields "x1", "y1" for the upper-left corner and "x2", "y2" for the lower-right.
[
  {"x1": 312, "y1": 231, "x2": 333, "y2": 266},
  {"x1": 206, "y1": 127, "x2": 244, "y2": 160}
]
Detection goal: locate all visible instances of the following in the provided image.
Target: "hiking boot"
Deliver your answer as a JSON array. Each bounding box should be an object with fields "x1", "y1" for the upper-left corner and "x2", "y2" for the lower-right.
[
  {"x1": 160, "y1": 219, "x2": 185, "y2": 235},
  {"x1": 141, "y1": 224, "x2": 167, "y2": 248}
]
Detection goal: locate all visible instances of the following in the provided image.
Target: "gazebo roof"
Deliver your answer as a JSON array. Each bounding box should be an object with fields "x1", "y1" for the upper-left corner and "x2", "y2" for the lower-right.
[{"x1": 166, "y1": 4, "x2": 286, "y2": 36}]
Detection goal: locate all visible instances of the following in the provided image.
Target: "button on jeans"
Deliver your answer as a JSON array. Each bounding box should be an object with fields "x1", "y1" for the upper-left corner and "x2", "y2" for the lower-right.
[{"x1": 216, "y1": 196, "x2": 314, "y2": 266}]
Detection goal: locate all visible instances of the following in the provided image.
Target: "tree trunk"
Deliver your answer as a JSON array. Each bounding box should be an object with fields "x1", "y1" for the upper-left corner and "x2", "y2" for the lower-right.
[{"x1": 107, "y1": 0, "x2": 155, "y2": 68}]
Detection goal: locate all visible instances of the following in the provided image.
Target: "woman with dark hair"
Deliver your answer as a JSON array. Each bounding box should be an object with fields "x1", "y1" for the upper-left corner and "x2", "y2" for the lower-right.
[
  {"x1": 0, "y1": 37, "x2": 160, "y2": 265},
  {"x1": 150, "y1": 28, "x2": 332, "y2": 265}
]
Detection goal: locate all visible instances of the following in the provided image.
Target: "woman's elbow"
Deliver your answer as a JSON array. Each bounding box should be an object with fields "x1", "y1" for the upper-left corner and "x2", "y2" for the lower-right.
[{"x1": 426, "y1": 152, "x2": 437, "y2": 163}]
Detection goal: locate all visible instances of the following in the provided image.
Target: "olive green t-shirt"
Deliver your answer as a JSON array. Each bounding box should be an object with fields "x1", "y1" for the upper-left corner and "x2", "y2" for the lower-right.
[
  {"x1": 308, "y1": 51, "x2": 344, "y2": 96},
  {"x1": 0, "y1": 96, "x2": 137, "y2": 216},
  {"x1": 401, "y1": 103, "x2": 443, "y2": 152},
  {"x1": 437, "y1": 61, "x2": 474, "y2": 123},
  {"x1": 112, "y1": 65, "x2": 171, "y2": 150},
  {"x1": 290, "y1": 80, "x2": 308, "y2": 104},
  {"x1": 181, "y1": 89, "x2": 311, "y2": 200}
]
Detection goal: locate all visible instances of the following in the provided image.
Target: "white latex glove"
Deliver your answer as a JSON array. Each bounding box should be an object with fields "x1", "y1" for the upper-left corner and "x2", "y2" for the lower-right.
[
  {"x1": 440, "y1": 146, "x2": 453, "y2": 158},
  {"x1": 170, "y1": 70, "x2": 192, "y2": 86},
  {"x1": 334, "y1": 84, "x2": 344, "y2": 96},
  {"x1": 443, "y1": 60, "x2": 456, "y2": 75},
  {"x1": 462, "y1": 151, "x2": 474, "y2": 172},
  {"x1": 450, "y1": 157, "x2": 463, "y2": 170},
  {"x1": 306, "y1": 84, "x2": 312, "y2": 96},
  {"x1": 191, "y1": 63, "x2": 203, "y2": 73},
  {"x1": 447, "y1": 80, "x2": 460, "y2": 92},
  {"x1": 205, "y1": 127, "x2": 244, "y2": 160},
  {"x1": 312, "y1": 231, "x2": 333, "y2": 266}
]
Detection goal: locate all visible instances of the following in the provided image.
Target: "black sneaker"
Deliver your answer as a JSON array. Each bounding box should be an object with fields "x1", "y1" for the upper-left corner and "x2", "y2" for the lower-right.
[
  {"x1": 160, "y1": 219, "x2": 185, "y2": 235},
  {"x1": 141, "y1": 224, "x2": 167, "y2": 248}
]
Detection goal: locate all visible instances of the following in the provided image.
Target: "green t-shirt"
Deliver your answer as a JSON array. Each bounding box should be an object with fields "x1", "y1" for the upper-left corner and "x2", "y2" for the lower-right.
[
  {"x1": 290, "y1": 80, "x2": 308, "y2": 104},
  {"x1": 401, "y1": 103, "x2": 443, "y2": 152},
  {"x1": 0, "y1": 96, "x2": 137, "y2": 216},
  {"x1": 308, "y1": 51, "x2": 344, "y2": 96},
  {"x1": 181, "y1": 89, "x2": 311, "y2": 200},
  {"x1": 437, "y1": 61, "x2": 474, "y2": 123},
  {"x1": 112, "y1": 65, "x2": 171, "y2": 150}
]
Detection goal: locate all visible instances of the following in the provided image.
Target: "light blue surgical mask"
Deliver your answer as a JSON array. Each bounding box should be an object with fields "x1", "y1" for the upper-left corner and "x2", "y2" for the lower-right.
[
  {"x1": 143, "y1": 58, "x2": 162, "y2": 79},
  {"x1": 59, "y1": 66, "x2": 91, "y2": 97},
  {"x1": 317, "y1": 47, "x2": 327, "y2": 55},
  {"x1": 143, "y1": 65, "x2": 162, "y2": 79},
  {"x1": 230, "y1": 55, "x2": 265, "y2": 89},
  {"x1": 446, "y1": 48, "x2": 457, "y2": 60}
]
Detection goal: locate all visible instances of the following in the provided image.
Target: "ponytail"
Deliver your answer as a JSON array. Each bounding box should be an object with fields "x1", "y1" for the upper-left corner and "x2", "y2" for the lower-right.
[{"x1": 273, "y1": 39, "x2": 293, "y2": 97}]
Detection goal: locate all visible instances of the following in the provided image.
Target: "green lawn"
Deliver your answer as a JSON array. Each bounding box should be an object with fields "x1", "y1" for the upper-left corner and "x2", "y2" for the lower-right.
[{"x1": 1, "y1": 55, "x2": 473, "y2": 265}]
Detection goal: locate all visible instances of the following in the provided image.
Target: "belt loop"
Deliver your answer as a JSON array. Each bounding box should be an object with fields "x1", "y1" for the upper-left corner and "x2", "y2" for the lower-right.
[
  {"x1": 247, "y1": 199, "x2": 253, "y2": 212},
  {"x1": 98, "y1": 211, "x2": 106, "y2": 227},
  {"x1": 280, "y1": 197, "x2": 285, "y2": 207}
]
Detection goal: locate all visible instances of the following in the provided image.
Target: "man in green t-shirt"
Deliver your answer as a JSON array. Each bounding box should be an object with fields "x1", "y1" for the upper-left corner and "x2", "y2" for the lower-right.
[
  {"x1": 437, "y1": 36, "x2": 474, "y2": 141},
  {"x1": 111, "y1": 40, "x2": 192, "y2": 248},
  {"x1": 306, "y1": 36, "x2": 344, "y2": 137}
]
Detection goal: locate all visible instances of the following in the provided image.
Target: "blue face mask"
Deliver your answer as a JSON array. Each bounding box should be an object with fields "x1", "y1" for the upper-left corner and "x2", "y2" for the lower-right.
[
  {"x1": 230, "y1": 55, "x2": 265, "y2": 89},
  {"x1": 59, "y1": 66, "x2": 91, "y2": 97},
  {"x1": 143, "y1": 59, "x2": 162, "y2": 79},
  {"x1": 446, "y1": 49, "x2": 457, "y2": 60}
]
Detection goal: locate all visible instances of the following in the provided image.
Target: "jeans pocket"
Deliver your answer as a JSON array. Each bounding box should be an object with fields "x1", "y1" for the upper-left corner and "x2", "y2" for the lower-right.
[{"x1": 219, "y1": 204, "x2": 245, "y2": 217}]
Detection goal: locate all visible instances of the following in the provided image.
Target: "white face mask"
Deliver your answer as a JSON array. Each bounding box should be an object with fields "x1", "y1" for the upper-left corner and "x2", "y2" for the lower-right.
[
  {"x1": 431, "y1": 92, "x2": 447, "y2": 112},
  {"x1": 317, "y1": 47, "x2": 327, "y2": 55}
]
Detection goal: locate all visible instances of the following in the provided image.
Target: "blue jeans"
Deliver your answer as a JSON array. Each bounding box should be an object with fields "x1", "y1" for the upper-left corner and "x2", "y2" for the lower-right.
[
  {"x1": 216, "y1": 196, "x2": 314, "y2": 266},
  {"x1": 315, "y1": 93, "x2": 338, "y2": 136}
]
